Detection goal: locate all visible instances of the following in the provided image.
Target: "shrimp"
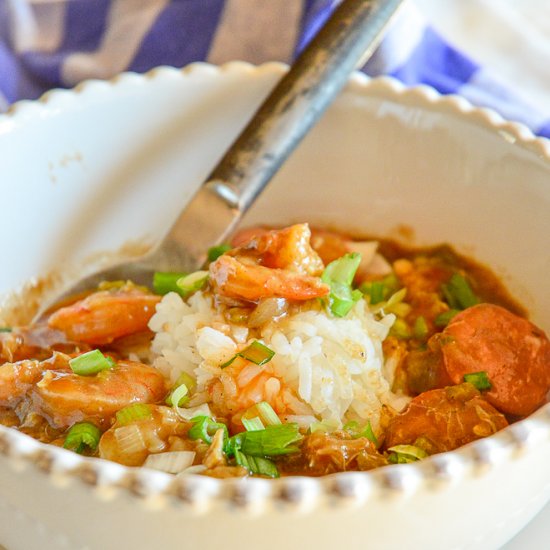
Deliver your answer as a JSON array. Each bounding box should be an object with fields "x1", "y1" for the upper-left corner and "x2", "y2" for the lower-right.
[
  {"x1": 210, "y1": 224, "x2": 329, "y2": 302},
  {"x1": 32, "y1": 359, "x2": 167, "y2": 429},
  {"x1": 231, "y1": 225, "x2": 390, "y2": 284},
  {"x1": 384, "y1": 383, "x2": 508, "y2": 454},
  {"x1": 209, "y1": 255, "x2": 329, "y2": 302},
  {"x1": 1, "y1": 325, "x2": 85, "y2": 363},
  {"x1": 0, "y1": 353, "x2": 69, "y2": 407},
  {"x1": 231, "y1": 224, "x2": 325, "y2": 276},
  {"x1": 98, "y1": 405, "x2": 193, "y2": 467},
  {"x1": 47, "y1": 287, "x2": 161, "y2": 346}
]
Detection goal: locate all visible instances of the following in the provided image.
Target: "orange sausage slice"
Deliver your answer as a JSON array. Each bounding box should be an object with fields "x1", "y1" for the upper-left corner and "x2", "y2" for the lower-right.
[
  {"x1": 440, "y1": 304, "x2": 550, "y2": 416},
  {"x1": 384, "y1": 384, "x2": 508, "y2": 453}
]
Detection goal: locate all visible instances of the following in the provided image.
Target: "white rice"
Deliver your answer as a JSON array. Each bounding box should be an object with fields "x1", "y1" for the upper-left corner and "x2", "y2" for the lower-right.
[{"x1": 149, "y1": 291, "x2": 408, "y2": 429}]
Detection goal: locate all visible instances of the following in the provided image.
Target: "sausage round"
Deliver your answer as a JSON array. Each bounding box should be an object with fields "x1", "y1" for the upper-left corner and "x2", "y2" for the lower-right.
[{"x1": 440, "y1": 304, "x2": 550, "y2": 416}]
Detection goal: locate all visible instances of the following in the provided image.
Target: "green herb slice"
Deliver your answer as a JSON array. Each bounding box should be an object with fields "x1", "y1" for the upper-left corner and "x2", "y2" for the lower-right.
[
  {"x1": 322, "y1": 252, "x2": 362, "y2": 317},
  {"x1": 234, "y1": 450, "x2": 279, "y2": 478},
  {"x1": 434, "y1": 309, "x2": 461, "y2": 327},
  {"x1": 188, "y1": 416, "x2": 229, "y2": 445},
  {"x1": 115, "y1": 404, "x2": 153, "y2": 426},
  {"x1": 387, "y1": 444, "x2": 428, "y2": 464},
  {"x1": 242, "y1": 416, "x2": 265, "y2": 432},
  {"x1": 207, "y1": 244, "x2": 232, "y2": 262},
  {"x1": 221, "y1": 340, "x2": 275, "y2": 368},
  {"x1": 227, "y1": 423, "x2": 302, "y2": 458},
  {"x1": 441, "y1": 273, "x2": 479, "y2": 310},
  {"x1": 69, "y1": 350, "x2": 115, "y2": 376},
  {"x1": 63, "y1": 422, "x2": 101, "y2": 454},
  {"x1": 166, "y1": 383, "x2": 190, "y2": 408},
  {"x1": 177, "y1": 271, "x2": 209, "y2": 296},
  {"x1": 463, "y1": 371, "x2": 492, "y2": 391},
  {"x1": 153, "y1": 272, "x2": 188, "y2": 295}
]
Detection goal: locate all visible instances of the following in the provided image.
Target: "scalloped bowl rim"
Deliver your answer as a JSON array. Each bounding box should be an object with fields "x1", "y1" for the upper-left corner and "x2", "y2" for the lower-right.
[{"x1": 1, "y1": 61, "x2": 549, "y2": 513}]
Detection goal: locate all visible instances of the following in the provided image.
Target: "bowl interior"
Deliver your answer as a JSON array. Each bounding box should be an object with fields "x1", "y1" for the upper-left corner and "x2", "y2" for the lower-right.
[
  {"x1": 0, "y1": 63, "x2": 549, "y2": 550},
  {"x1": 2, "y1": 65, "x2": 549, "y2": 328}
]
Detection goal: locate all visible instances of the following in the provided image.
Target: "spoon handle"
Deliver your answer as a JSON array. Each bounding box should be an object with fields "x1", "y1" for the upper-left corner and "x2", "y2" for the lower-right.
[{"x1": 155, "y1": 0, "x2": 404, "y2": 270}]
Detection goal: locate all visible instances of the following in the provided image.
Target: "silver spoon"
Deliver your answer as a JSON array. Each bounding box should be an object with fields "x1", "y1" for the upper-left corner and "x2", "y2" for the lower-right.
[{"x1": 34, "y1": 0, "x2": 404, "y2": 320}]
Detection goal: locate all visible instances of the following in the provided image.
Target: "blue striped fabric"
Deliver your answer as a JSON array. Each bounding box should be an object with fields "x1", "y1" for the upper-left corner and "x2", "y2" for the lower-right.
[{"x1": 0, "y1": 0, "x2": 548, "y2": 138}]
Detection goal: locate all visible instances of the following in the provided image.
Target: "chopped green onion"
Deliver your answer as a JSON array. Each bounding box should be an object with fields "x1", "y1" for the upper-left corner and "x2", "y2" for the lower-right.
[
  {"x1": 413, "y1": 316, "x2": 429, "y2": 339},
  {"x1": 166, "y1": 383, "x2": 189, "y2": 407},
  {"x1": 175, "y1": 372, "x2": 197, "y2": 393},
  {"x1": 227, "y1": 423, "x2": 302, "y2": 457},
  {"x1": 115, "y1": 403, "x2": 153, "y2": 426},
  {"x1": 360, "y1": 273, "x2": 400, "y2": 304},
  {"x1": 0, "y1": 327, "x2": 12, "y2": 333},
  {"x1": 176, "y1": 271, "x2": 209, "y2": 296},
  {"x1": 234, "y1": 450, "x2": 279, "y2": 478},
  {"x1": 464, "y1": 371, "x2": 492, "y2": 391},
  {"x1": 188, "y1": 416, "x2": 229, "y2": 445},
  {"x1": 359, "y1": 420, "x2": 378, "y2": 446},
  {"x1": 322, "y1": 253, "x2": 362, "y2": 317},
  {"x1": 390, "y1": 318, "x2": 411, "y2": 339},
  {"x1": 239, "y1": 340, "x2": 275, "y2": 366},
  {"x1": 367, "y1": 281, "x2": 385, "y2": 304},
  {"x1": 434, "y1": 309, "x2": 460, "y2": 327},
  {"x1": 442, "y1": 273, "x2": 479, "y2": 310},
  {"x1": 207, "y1": 243, "x2": 232, "y2": 262},
  {"x1": 221, "y1": 340, "x2": 275, "y2": 368},
  {"x1": 153, "y1": 272, "x2": 187, "y2": 295},
  {"x1": 255, "y1": 402, "x2": 282, "y2": 426},
  {"x1": 343, "y1": 420, "x2": 378, "y2": 446},
  {"x1": 63, "y1": 422, "x2": 101, "y2": 454},
  {"x1": 387, "y1": 444, "x2": 428, "y2": 464},
  {"x1": 69, "y1": 349, "x2": 115, "y2": 376},
  {"x1": 242, "y1": 416, "x2": 265, "y2": 432}
]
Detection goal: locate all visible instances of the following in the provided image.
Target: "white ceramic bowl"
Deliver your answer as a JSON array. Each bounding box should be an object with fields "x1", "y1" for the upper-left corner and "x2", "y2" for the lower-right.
[{"x1": 1, "y1": 62, "x2": 549, "y2": 550}]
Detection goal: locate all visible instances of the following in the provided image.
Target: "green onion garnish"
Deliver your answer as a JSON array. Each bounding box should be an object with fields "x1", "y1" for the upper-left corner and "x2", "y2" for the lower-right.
[
  {"x1": 153, "y1": 272, "x2": 187, "y2": 295},
  {"x1": 175, "y1": 372, "x2": 197, "y2": 393},
  {"x1": 221, "y1": 340, "x2": 275, "y2": 368},
  {"x1": 434, "y1": 309, "x2": 460, "y2": 327},
  {"x1": 234, "y1": 449, "x2": 279, "y2": 478},
  {"x1": 0, "y1": 327, "x2": 12, "y2": 333},
  {"x1": 239, "y1": 341, "x2": 275, "y2": 365},
  {"x1": 413, "y1": 316, "x2": 429, "y2": 339},
  {"x1": 322, "y1": 252, "x2": 362, "y2": 317},
  {"x1": 463, "y1": 371, "x2": 492, "y2": 391},
  {"x1": 390, "y1": 318, "x2": 411, "y2": 339},
  {"x1": 442, "y1": 273, "x2": 479, "y2": 310},
  {"x1": 242, "y1": 416, "x2": 265, "y2": 432},
  {"x1": 69, "y1": 350, "x2": 115, "y2": 376},
  {"x1": 176, "y1": 270, "x2": 209, "y2": 296},
  {"x1": 63, "y1": 422, "x2": 101, "y2": 454},
  {"x1": 188, "y1": 416, "x2": 229, "y2": 445},
  {"x1": 255, "y1": 402, "x2": 282, "y2": 426},
  {"x1": 207, "y1": 243, "x2": 232, "y2": 262},
  {"x1": 115, "y1": 403, "x2": 153, "y2": 426},
  {"x1": 343, "y1": 420, "x2": 378, "y2": 446},
  {"x1": 387, "y1": 444, "x2": 428, "y2": 464},
  {"x1": 166, "y1": 383, "x2": 189, "y2": 407},
  {"x1": 227, "y1": 423, "x2": 302, "y2": 457},
  {"x1": 359, "y1": 273, "x2": 400, "y2": 305}
]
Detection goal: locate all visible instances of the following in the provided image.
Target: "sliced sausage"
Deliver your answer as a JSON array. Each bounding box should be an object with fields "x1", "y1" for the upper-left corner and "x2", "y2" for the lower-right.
[
  {"x1": 384, "y1": 384, "x2": 508, "y2": 453},
  {"x1": 440, "y1": 304, "x2": 550, "y2": 416}
]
